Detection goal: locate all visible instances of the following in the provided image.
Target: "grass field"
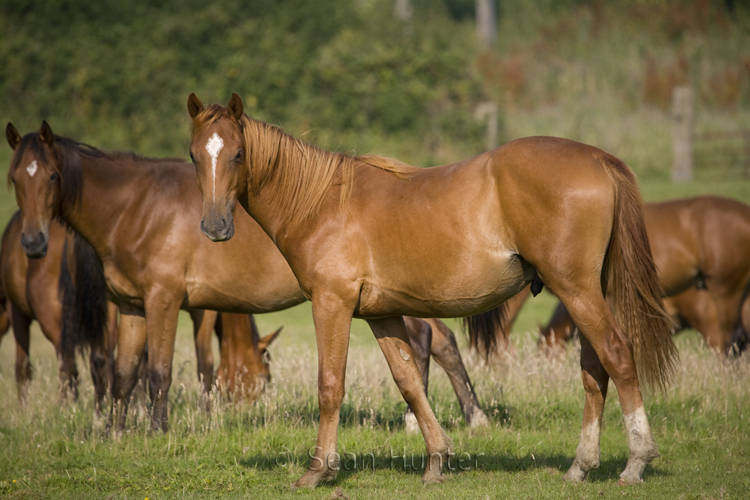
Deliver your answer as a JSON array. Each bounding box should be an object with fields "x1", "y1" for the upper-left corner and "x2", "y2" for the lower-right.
[
  {"x1": 1, "y1": 142, "x2": 749, "y2": 499},
  {"x1": 1, "y1": 302, "x2": 749, "y2": 499}
]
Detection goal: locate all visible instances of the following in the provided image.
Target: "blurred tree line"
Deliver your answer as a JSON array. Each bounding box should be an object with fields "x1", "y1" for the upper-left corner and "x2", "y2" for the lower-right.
[
  {"x1": 0, "y1": 0, "x2": 486, "y2": 157},
  {"x1": 1, "y1": 0, "x2": 749, "y2": 169}
]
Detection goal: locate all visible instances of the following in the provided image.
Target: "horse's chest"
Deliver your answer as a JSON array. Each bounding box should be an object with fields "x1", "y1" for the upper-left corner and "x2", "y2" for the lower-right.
[{"x1": 103, "y1": 263, "x2": 143, "y2": 307}]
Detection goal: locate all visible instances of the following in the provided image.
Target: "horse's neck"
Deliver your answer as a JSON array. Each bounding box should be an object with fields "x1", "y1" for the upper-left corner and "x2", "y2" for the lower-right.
[{"x1": 62, "y1": 156, "x2": 134, "y2": 254}]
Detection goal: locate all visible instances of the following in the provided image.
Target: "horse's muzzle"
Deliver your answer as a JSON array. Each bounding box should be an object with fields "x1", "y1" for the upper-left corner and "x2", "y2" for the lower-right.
[
  {"x1": 20, "y1": 230, "x2": 48, "y2": 258},
  {"x1": 200, "y1": 215, "x2": 235, "y2": 242}
]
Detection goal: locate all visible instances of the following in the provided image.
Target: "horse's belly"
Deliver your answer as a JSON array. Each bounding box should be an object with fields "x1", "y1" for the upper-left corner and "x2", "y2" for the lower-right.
[
  {"x1": 184, "y1": 281, "x2": 306, "y2": 313},
  {"x1": 356, "y1": 253, "x2": 530, "y2": 318}
]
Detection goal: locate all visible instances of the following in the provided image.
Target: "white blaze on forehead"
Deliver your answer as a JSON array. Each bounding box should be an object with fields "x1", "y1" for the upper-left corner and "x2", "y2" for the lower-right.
[
  {"x1": 26, "y1": 160, "x2": 38, "y2": 177},
  {"x1": 205, "y1": 132, "x2": 224, "y2": 202}
]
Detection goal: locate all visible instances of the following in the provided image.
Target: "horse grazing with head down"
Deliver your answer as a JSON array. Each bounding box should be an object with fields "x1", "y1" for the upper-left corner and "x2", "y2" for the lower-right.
[
  {"x1": 515, "y1": 196, "x2": 750, "y2": 356},
  {"x1": 187, "y1": 93, "x2": 677, "y2": 488}
]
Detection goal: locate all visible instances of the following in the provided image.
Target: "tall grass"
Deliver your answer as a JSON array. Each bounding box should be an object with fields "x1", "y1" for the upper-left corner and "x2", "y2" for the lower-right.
[{"x1": 1, "y1": 314, "x2": 749, "y2": 498}]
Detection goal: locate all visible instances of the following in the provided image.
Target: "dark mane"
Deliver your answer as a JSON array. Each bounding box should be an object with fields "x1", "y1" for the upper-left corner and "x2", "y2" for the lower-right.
[{"x1": 8, "y1": 131, "x2": 185, "y2": 213}]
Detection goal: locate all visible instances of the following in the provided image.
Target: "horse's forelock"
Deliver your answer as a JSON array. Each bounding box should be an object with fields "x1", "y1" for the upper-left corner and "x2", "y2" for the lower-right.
[
  {"x1": 191, "y1": 104, "x2": 234, "y2": 135},
  {"x1": 7, "y1": 134, "x2": 49, "y2": 187}
]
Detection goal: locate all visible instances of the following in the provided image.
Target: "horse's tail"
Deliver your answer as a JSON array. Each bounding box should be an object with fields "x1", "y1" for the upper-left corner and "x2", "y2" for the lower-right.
[
  {"x1": 59, "y1": 233, "x2": 109, "y2": 358},
  {"x1": 463, "y1": 303, "x2": 508, "y2": 360},
  {"x1": 600, "y1": 154, "x2": 678, "y2": 393}
]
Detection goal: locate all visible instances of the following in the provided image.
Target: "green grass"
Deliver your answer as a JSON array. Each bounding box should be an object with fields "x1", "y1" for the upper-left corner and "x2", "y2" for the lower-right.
[
  {"x1": 1, "y1": 302, "x2": 749, "y2": 499},
  {"x1": 1, "y1": 146, "x2": 750, "y2": 499}
]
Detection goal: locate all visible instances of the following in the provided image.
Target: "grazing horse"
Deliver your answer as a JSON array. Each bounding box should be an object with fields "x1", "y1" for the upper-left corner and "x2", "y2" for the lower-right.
[
  {"x1": 0, "y1": 211, "x2": 114, "y2": 406},
  {"x1": 530, "y1": 197, "x2": 750, "y2": 355},
  {"x1": 187, "y1": 93, "x2": 676, "y2": 487},
  {"x1": 647, "y1": 197, "x2": 750, "y2": 353},
  {"x1": 214, "y1": 313, "x2": 281, "y2": 400},
  {"x1": 5, "y1": 122, "x2": 486, "y2": 433}
]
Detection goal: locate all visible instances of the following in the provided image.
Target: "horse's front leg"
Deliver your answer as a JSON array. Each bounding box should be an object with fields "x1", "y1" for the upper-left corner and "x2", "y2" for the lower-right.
[
  {"x1": 110, "y1": 306, "x2": 147, "y2": 433},
  {"x1": 189, "y1": 309, "x2": 218, "y2": 409},
  {"x1": 144, "y1": 292, "x2": 182, "y2": 433},
  {"x1": 368, "y1": 316, "x2": 452, "y2": 484},
  {"x1": 293, "y1": 292, "x2": 354, "y2": 489}
]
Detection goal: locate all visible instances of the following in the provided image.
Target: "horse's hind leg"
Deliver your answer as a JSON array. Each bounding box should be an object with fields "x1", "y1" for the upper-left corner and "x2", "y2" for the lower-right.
[
  {"x1": 368, "y1": 316, "x2": 451, "y2": 484},
  {"x1": 557, "y1": 288, "x2": 658, "y2": 484},
  {"x1": 403, "y1": 317, "x2": 432, "y2": 434},
  {"x1": 10, "y1": 305, "x2": 32, "y2": 402},
  {"x1": 426, "y1": 318, "x2": 489, "y2": 427},
  {"x1": 562, "y1": 334, "x2": 609, "y2": 481}
]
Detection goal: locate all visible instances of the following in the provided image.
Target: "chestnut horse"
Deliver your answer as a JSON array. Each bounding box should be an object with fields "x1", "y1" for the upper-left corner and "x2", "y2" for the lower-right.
[
  {"x1": 541, "y1": 287, "x2": 749, "y2": 353},
  {"x1": 187, "y1": 94, "x2": 676, "y2": 487},
  {"x1": 0, "y1": 211, "x2": 115, "y2": 406},
  {"x1": 5, "y1": 123, "x2": 486, "y2": 433},
  {"x1": 520, "y1": 197, "x2": 750, "y2": 355},
  {"x1": 214, "y1": 313, "x2": 281, "y2": 400}
]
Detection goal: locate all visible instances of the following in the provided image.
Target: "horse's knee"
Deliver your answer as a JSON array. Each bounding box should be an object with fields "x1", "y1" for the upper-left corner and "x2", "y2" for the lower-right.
[
  {"x1": 147, "y1": 366, "x2": 172, "y2": 401},
  {"x1": 318, "y1": 373, "x2": 345, "y2": 410}
]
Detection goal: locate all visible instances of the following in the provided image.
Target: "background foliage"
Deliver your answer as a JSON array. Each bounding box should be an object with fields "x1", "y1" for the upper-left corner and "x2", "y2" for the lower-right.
[{"x1": 1, "y1": 0, "x2": 749, "y2": 175}]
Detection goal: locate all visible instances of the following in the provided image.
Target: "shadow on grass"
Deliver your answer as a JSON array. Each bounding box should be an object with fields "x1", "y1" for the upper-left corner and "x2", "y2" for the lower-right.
[{"x1": 239, "y1": 450, "x2": 670, "y2": 484}]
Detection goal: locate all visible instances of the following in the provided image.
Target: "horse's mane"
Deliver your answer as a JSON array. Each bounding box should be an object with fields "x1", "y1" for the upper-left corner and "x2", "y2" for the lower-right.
[
  {"x1": 8, "y1": 132, "x2": 184, "y2": 214},
  {"x1": 192, "y1": 104, "x2": 417, "y2": 225}
]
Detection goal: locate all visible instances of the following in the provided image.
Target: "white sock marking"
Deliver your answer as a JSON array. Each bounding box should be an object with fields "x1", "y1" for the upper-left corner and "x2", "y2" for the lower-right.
[
  {"x1": 26, "y1": 160, "x2": 38, "y2": 177},
  {"x1": 205, "y1": 133, "x2": 224, "y2": 203}
]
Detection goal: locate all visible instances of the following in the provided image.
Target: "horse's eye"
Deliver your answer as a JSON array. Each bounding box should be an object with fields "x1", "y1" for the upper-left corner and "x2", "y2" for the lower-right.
[
  {"x1": 49, "y1": 172, "x2": 59, "y2": 182},
  {"x1": 234, "y1": 150, "x2": 243, "y2": 162},
  {"x1": 189, "y1": 152, "x2": 195, "y2": 163}
]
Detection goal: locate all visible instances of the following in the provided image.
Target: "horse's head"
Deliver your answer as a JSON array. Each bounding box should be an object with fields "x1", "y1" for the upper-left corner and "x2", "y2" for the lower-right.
[
  {"x1": 218, "y1": 321, "x2": 283, "y2": 403},
  {"x1": 187, "y1": 93, "x2": 246, "y2": 242},
  {"x1": 254, "y1": 326, "x2": 283, "y2": 388},
  {"x1": 6, "y1": 122, "x2": 63, "y2": 258}
]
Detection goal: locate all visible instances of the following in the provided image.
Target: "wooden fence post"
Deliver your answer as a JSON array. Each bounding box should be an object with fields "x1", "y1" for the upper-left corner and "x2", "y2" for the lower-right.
[
  {"x1": 476, "y1": 0, "x2": 497, "y2": 48},
  {"x1": 672, "y1": 86, "x2": 694, "y2": 182},
  {"x1": 475, "y1": 102, "x2": 499, "y2": 151}
]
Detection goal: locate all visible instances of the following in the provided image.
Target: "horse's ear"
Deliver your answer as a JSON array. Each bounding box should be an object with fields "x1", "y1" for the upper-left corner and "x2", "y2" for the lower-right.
[
  {"x1": 6, "y1": 123, "x2": 21, "y2": 150},
  {"x1": 187, "y1": 93, "x2": 204, "y2": 119},
  {"x1": 39, "y1": 121, "x2": 54, "y2": 147},
  {"x1": 258, "y1": 326, "x2": 282, "y2": 351},
  {"x1": 227, "y1": 93, "x2": 244, "y2": 121}
]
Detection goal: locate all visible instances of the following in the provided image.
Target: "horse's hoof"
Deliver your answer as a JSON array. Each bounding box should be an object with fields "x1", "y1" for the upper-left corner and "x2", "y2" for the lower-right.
[
  {"x1": 421, "y1": 470, "x2": 445, "y2": 484},
  {"x1": 617, "y1": 472, "x2": 644, "y2": 485},
  {"x1": 292, "y1": 469, "x2": 337, "y2": 490},
  {"x1": 468, "y1": 408, "x2": 490, "y2": 428},
  {"x1": 562, "y1": 463, "x2": 587, "y2": 482}
]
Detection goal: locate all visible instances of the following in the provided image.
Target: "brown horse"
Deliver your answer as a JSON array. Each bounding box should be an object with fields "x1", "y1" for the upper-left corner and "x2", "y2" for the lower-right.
[
  {"x1": 214, "y1": 313, "x2": 281, "y2": 400},
  {"x1": 528, "y1": 197, "x2": 750, "y2": 355},
  {"x1": 5, "y1": 122, "x2": 486, "y2": 433},
  {"x1": 647, "y1": 197, "x2": 750, "y2": 353},
  {"x1": 0, "y1": 211, "x2": 114, "y2": 406},
  {"x1": 541, "y1": 287, "x2": 749, "y2": 354},
  {"x1": 187, "y1": 94, "x2": 676, "y2": 487}
]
